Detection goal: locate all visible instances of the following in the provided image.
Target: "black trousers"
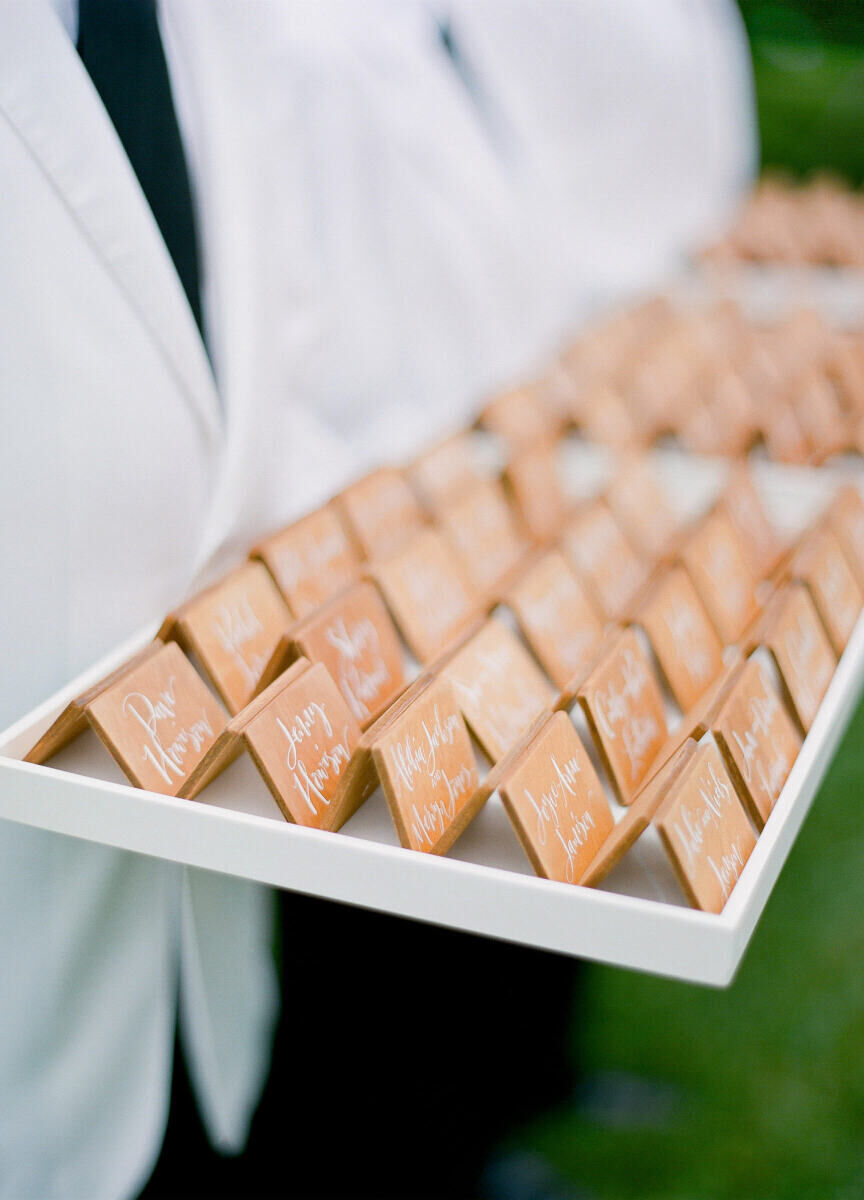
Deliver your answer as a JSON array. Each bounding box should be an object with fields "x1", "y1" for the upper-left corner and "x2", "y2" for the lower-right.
[{"x1": 141, "y1": 890, "x2": 580, "y2": 1200}]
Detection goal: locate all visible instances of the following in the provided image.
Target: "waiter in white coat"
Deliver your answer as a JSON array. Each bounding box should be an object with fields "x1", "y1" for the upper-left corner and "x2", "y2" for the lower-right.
[{"x1": 0, "y1": 2, "x2": 755, "y2": 1197}]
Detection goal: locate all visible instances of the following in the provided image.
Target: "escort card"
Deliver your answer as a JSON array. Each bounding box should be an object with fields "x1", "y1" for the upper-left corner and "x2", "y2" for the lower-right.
[
  {"x1": 636, "y1": 566, "x2": 725, "y2": 711},
  {"x1": 373, "y1": 528, "x2": 480, "y2": 663},
  {"x1": 160, "y1": 562, "x2": 292, "y2": 714},
  {"x1": 252, "y1": 505, "x2": 359, "y2": 618},
  {"x1": 680, "y1": 510, "x2": 760, "y2": 644},
  {"x1": 580, "y1": 385, "x2": 642, "y2": 448},
  {"x1": 605, "y1": 454, "x2": 678, "y2": 560},
  {"x1": 827, "y1": 485, "x2": 864, "y2": 588},
  {"x1": 561, "y1": 502, "x2": 648, "y2": 620},
  {"x1": 336, "y1": 467, "x2": 427, "y2": 562},
  {"x1": 654, "y1": 741, "x2": 757, "y2": 913},
  {"x1": 496, "y1": 711, "x2": 613, "y2": 884},
  {"x1": 578, "y1": 628, "x2": 668, "y2": 803},
  {"x1": 718, "y1": 467, "x2": 784, "y2": 579},
  {"x1": 86, "y1": 642, "x2": 227, "y2": 796},
  {"x1": 788, "y1": 523, "x2": 863, "y2": 654},
  {"x1": 409, "y1": 433, "x2": 485, "y2": 511},
  {"x1": 437, "y1": 479, "x2": 528, "y2": 599},
  {"x1": 504, "y1": 440, "x2": 570, "y2": 542},
  {"x1": 372, "y1": 675, "x2": 481, "y2": 855},
  {"x1": 758, "y1": 583, "x2": 836, "y2": 731},
  {"x1": 275, "y1": 581, "x2": 407, "y2": 729},
  {"x1": 181, "y1": 658, "x2": 365, "y2": 830},
  {"x1": 479, "y1": 386, "x2": 555, "y2": 447},
  {"x1": 441, "y1": 618, "x2": 556, "y2": 763},
  {"x1": 508, "y1": 550, "x2": 603, "y2": 691},
  {"x1": 712, "y1": 655, "x2": 801, "y2": 829}
]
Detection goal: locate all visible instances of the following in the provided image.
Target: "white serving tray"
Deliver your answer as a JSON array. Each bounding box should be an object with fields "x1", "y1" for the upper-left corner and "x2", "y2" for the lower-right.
[{"x1": 1, "y1": 453, "x2": 862, "y2": 987}]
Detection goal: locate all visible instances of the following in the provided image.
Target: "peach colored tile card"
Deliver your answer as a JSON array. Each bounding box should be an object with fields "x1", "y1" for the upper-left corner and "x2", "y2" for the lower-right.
[
  {"x1": 605, "y1": 453, "x2": 678, "y2": 561},
  {"x1": 504, "y1": 440, "x2": 570, "y2": 542},
  {"x1": 409, "y1": 433, "x2": 486, "y2": 512},
  {"x1": 654, "y1": 741, "x2": 757, "y2": 913},
  {"x1": 372, "y1": 675, "x2": 480, "y2": 855},
  {"x1": 441, "y1": 618, "x2": 556, "y2": 763},
  {"x1": 497, "y1": 711, "x2": 613, "y2": 884},
  {"x1": 291, "y1": 581, "x2": 406, "y2": 728},
  {"x1": 373, "y1": 529, "x2": 480, "y2": 664},
  {"x1": 252, "y1": 505, "x2": 359, "y2": 619},
  {"x1": 242, "y1": 661, "x2": 362, "y2": 831},
  {"x1": 336, "y1": 467, "x2": 426, "y2": 562},
  {"x1": 437, "y1": 479, "x2": 529, "y2": 598},
  {"x1": 718, "y1": 466, "x2": 785, "y2": 579},
  {"x1": 712, "y1": 655, "x2": 802, "y2": 830},
  {"x1": 560, "y1": 501, "x2": 648, "y2": 621},
  {"x1": 578, "y1": 628, "x2": 668, "y2": 804},
  {"x1": 789, "y1": 523, "x2": 863, "y2": 655},
  {"x1": 480, "y1": 386, "x2": 555, "y2": 448},
  {"x1": 637, "y1": 566, "x2": 725, "y2": 711},
  {"x1": 508, "y1": 550, "x2": 604, "y2": 691},
  {"x1": 759, "y1": 583, "x2": 836, "y2": 732},
  {"x1": 87, "y1": 642, "x2": 227, "y2": 796},
  {"x1": 680, "y1": 509, "x2": 760, "y2": 644},
  {"x1": 827, "y1": 485, "x2": 864, "y2": 588},
  {"x1": 170, "y1": 562, "x2": 292, "y2": 714}
]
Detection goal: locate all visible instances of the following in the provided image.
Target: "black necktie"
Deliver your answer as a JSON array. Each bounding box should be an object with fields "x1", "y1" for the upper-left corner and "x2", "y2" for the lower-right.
[{"x1": 77, "y1": 0, "x2": 205, "y2": 339}]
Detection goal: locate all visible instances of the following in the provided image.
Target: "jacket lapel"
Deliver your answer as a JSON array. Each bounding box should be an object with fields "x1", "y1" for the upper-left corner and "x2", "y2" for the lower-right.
[{"x1": 0, "y1": 0, "x2": 222, "y2": 444}]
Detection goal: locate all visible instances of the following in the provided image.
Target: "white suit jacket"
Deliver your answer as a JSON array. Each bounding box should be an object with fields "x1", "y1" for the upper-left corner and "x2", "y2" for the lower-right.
[{"x1": 0, "y1": 2, "x2": 755, "y2": 1197}]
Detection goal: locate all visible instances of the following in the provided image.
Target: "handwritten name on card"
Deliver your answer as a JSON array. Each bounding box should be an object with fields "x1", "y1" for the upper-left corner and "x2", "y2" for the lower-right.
[
  {"x1": 504, "y1": 441, "x2": 569, "y2": 542},
  {"x1": 498, "y1": 712, "x2": 613, "y2": 884},
  {"x1": 655, "y1": 741, "x2": 757, "y2": 913},
  {"x1": 373, "y1": 529, "x2": 479, "y2": 664},
  {"x1": 712, "y1": 656, "x2": 801, "y2": 828},
  {"x1": 508, "y1": 551, "x2": 603, "y2": 690},
  {"x1": 719, "y1": 467, "x2": 784, "y2": 579},
  {"x1": 760, "y1": 584, "x2": 836, "y2": 732},
  {"x1": 171, "y1": 563, "x2": 292, "y2": 714},
  {"x1": 373, "y1": 677, "x2": 479, "y2": 854},
  {"x1": 827, "y1": 485, "x2": 864, "y2": 588},
  {"x1": 292, "y1": 582, "x2": 406, "y2": 728},
  {"x1": 578, "y1": 629, "x2": 667, "y2": 803},
  {"x1": 243, "y1": 662, "x2": 361, "y2": 830},
  {"x1": 87, "y1": 642, "x2": 227, "y2": 796},
  {"x1": 638, "y1": 566, "x2": 724, "y2": 711},
  {"x1": 790, "y1": 523, "x2": 863, "y2": 654},
  {"x1": 561, "y1": 502, "x2": 648, "y2": 620},
  {"x1": 253, "y1": 506, "x2": 359, "y2": 618},
  {"x1": 605, "y1": 454, "x2": 678, "y2": 560},
  {"x1": 337, "y1": 468, "x2": 426, "y2": 562},
  {"x1": 442, "y1": 619, "x2": 556, "y2": 763},
  {"x1": 409, "y1": 434, "x2": 485, "y2": 511},
  {"x1": 681, "y1": 510, "x2": 760, "y2": 644},
  {"x1": 438, "y1": 479, "x2": 527, "y2": 597}
]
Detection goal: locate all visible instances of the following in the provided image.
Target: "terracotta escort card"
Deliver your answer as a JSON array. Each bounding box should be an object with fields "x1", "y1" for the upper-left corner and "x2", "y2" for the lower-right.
[
  {"x1": 442, "y1": 618, "x2": 556, "y2": 763},
  {"x1": 372, "y1": 675, "x2": 481, "y2": 854},
  {"x1": 437, "y1": 479, "x2": 528, "y2": 599},
  {"x1": 712, "y1": 655, "x2": 801, "y2": 829},
  {"x1": 508, "y1": 550, "x2": 603, "y2": 691},
  {"x1": 605, "y1": 454, "x2": 678, "y2": 561},
  {"x1": 85, "y1": 642, "x2": 227, "y2": 796},
  {"x1": 336, "y1": 467, "x2": 426, "y2": 562},
  {"x1": 758, "y1": 583, "x2": 836, "y2": 732},
  {"x1": 252, "y1": 505, "x2": 359, "y2": 619},
  {"x1": 496, "y1": 711, "x2": 613, "y2": 884},
  {"x1": 827, "y1": 485, "x2": 864, "y2": 588},
  {"x1": 680, "y1": 510, "x2": 760, "y2": 644},
  {"x1": 637, "y1": 566, "x2": 724, "y2": 711},
  {"x1": 479, "y1": 386, "x2": 555, "y2": 447},
  {"x1": 561, "y1": 502, "x2": 648, "y2": 620},
  {"x1": 504, "y1": 441, "x2": 570, "y2": 542},
  {"x1": 578, "y1": 628, "x2": 668, "y2": 804},
  {"x1": 654, "y1": 741, "x2": 757, "y2": 913},
  {"x1": 181, "y1": 658, "x2": 365, "y2": 830},
  {"x1": 409, "y1": 433, "x2": 485, "y2": 511},
  {"x1": 373, "y1": 529, "x2": 479, "y2": 664},
  {"x1": 273, "y1": 581, "x2": 406, "y2": 729},
  {"x1": 160, "y1": 562, "x2": 292, "y2": 714},
  {"x1": 718, "y1": 467, "x2": 784, "y2": 579},
  {"x1": 789, "y1": 523, "x2": 863, "y2": 655}
]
